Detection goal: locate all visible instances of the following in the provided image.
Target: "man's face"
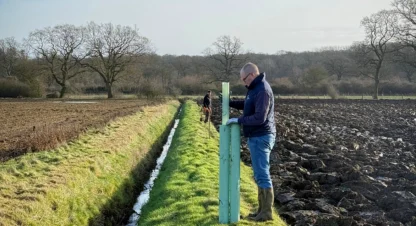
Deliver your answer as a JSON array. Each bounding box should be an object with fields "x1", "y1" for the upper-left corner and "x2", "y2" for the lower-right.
[{"x1": 240, "y1": 72, "x2": 253, "y2": 86}]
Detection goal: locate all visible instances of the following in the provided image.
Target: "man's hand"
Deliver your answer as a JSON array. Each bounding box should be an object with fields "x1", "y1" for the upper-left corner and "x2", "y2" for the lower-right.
[{"x1": 226, "y1": 118, "x2": 239, "y2": 125}]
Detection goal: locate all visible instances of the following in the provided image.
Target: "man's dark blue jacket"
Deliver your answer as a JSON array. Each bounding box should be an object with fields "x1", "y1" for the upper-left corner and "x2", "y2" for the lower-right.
[{"x1": 230, "y1": 72, "x2": 276, "y2": 137}]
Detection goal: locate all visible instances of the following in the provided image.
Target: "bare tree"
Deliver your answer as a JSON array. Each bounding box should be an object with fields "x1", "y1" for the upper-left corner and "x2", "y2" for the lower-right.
[
  {"x1": 392, "y1": 0, "x2": 416, "y2": 49},
  {"x1": 0, "y1": 37, "x2": 22, "y2": 77},
  {"x1": 393, "y1": 45, "x2": 416, "y2": 82},
  {"x1": 26, "y1": 24, "x2": 86, "y2": 98},
  {"x1": 258, "y1": 57, "x2": 278, "y2": 78},
  {"x1": 321, "y1": 48, "x2": 352, "y2": 80},
  {"x1": 82, "y1": 22, "x2": 152, "y2": 98},
  {"x1": 175, "y1": 55, "x2": 193, "y2": 77},
  {"x1": 355, "y1": 10, "x2": 399, "y2": 99},
  {"x1": 392, "y1": 0, "x2": 416, "y2": 82},
  {"x1": 164, "y1": 55, "x2": 193, "y2": 77},
  {"x1": 203, "y1": 36, "x2": 247, "y2": 82}
]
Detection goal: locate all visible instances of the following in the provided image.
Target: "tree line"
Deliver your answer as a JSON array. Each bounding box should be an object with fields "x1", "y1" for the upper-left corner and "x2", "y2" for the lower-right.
[{"x1": 0, "y1": 0, "x2": 415, "y2": 99}]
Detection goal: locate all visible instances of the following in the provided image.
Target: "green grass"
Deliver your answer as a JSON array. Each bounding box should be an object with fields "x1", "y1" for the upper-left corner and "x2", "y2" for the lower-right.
[
  {"x1": 138, "y1": 100, "x2": 286, "y2": 226},
  {"x1": 0, "y1": 101, "x2": 180, "y2": 225}
]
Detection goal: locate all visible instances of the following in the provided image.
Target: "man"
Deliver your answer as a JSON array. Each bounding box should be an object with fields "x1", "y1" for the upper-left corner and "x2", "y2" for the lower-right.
[
  {"x1": 226, "y1": 62, "x2": 276, "y2": 221},
  {"x1": 203, "y1": 90, "x2": 211, "y2": 123}
]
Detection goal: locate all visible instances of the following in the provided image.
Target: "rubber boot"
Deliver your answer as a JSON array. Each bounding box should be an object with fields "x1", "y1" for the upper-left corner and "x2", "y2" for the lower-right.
[
  {"x1": 254, "y1": 188, "x2": 274, "y2": 221},
  {"x1": 247, "y1": 186, "x2": 262, "y2": 219}
]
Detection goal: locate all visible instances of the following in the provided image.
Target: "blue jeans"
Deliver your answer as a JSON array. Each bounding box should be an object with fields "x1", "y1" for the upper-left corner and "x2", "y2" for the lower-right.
[{"x1": 247, "y1": 134, "x2": 275, "y2": 189}]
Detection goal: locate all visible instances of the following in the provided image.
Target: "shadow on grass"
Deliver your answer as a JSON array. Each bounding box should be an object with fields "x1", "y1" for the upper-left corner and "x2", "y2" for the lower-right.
[{"x1": 87, "y1": 107, "x2": 181, "y2": 226}]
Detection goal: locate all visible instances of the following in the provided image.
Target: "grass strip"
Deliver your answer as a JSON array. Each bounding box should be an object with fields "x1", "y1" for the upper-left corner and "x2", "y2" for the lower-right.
[
  {"x1": 138, "y1": 100, "x2": 286, "y2": 226},
  {"x1": 0, "y1": 100, "x2": 180, "y2": 225}
]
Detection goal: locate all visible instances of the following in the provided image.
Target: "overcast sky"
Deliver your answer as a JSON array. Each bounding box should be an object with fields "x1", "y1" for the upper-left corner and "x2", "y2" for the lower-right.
[{"x1": 0, "y1": 0, "x2": 393, "y2": 55}]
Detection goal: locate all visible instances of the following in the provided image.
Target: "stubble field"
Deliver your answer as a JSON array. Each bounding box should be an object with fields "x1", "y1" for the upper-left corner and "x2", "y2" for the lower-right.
[{"x1": 0, "y1": 99, "x2": 161, "y2": 161}]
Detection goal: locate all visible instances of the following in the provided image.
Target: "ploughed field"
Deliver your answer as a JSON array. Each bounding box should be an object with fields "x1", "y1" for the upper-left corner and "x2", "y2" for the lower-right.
[
  {"x1": 0, "y1": 99, "x2": 158, "y2": 161},
  {"x1": 211, "y1": 99, "x2": 416, "y2": 226}
]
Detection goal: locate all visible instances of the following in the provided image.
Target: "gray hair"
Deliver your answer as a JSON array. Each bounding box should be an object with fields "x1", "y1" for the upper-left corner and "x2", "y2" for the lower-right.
[{"x1": 240, "y1": 62, "x2": 259, "y2": 76}]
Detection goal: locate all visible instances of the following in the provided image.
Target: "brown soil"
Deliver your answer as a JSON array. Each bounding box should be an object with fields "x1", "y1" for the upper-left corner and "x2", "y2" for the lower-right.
[
  {"x1": 210, "y1": 98, "x2": 416, "y2": 226},
  {"x1": 0, "y1": 99, "x2": 165, "y2": 161}
]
